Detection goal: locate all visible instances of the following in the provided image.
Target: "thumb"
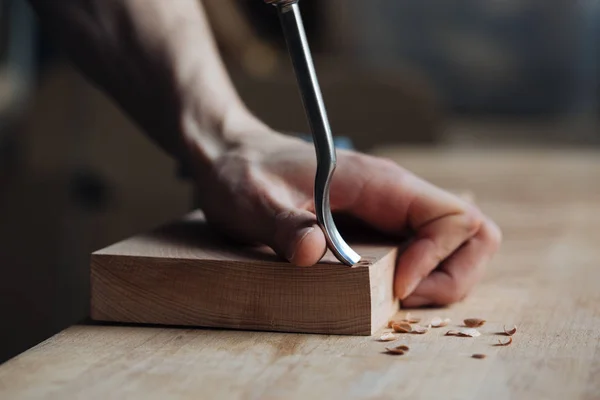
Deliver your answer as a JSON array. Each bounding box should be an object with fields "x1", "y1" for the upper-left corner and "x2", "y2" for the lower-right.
[{"x1": 269, "y1": 209, "x2": 327, "y2": 266}]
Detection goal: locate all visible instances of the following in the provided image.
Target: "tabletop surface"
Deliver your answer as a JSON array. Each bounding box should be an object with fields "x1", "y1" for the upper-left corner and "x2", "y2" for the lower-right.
[{"x1": 1, "y1": 148, "x2": 599, "y2": 400}]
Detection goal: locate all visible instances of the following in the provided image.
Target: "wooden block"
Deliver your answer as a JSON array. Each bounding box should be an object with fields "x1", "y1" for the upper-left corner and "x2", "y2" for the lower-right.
[{"x1": 90, "y1": 211, "x2": 399, "y2": 335}]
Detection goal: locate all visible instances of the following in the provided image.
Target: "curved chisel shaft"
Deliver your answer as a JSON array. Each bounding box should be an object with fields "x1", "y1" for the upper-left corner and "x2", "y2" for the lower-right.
[{"x1": 269, "y1": 0, "x2": 361, "y2": 266}]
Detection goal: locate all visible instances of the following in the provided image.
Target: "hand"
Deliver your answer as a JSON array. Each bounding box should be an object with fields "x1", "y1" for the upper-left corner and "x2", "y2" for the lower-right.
[{"x1": 189, "y1": 127, "x2": 502, "y2": 307}]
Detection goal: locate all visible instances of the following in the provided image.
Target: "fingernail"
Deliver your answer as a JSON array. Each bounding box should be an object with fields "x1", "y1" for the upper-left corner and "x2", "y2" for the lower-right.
[{"x1": 286, "y1": 227, "x2": 314, "y2": 262}]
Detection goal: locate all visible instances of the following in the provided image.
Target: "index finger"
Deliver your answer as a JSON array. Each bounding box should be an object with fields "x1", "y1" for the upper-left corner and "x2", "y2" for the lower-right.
[{"x1": 335, "y1": 155, "x2": 472, "y2": 235}]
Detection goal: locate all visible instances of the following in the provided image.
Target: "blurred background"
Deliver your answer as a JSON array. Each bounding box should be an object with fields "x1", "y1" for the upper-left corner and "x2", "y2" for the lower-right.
[{"x1": 0, "y1": 0, "x2": 599, "y2": 362}]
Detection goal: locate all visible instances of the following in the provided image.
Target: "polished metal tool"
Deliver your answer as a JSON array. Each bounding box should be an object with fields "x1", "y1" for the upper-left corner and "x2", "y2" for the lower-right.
[{"x1": 266, "y1": 0, "x2": 361, "y2": 266}]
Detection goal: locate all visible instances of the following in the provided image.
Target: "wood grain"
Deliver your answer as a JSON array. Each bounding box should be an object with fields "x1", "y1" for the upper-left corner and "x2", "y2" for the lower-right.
[
  {"x1": 90, "y1": 211, "x2": 399, "y2": 335},
  {"x1": 1, "y1": 148, "x2": 599, "y2": 400}
]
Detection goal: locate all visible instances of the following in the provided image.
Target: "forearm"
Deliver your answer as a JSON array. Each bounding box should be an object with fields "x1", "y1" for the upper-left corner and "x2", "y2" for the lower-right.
[{"x1": 28, "y1": 0, "x2": 264, "y2": 165}]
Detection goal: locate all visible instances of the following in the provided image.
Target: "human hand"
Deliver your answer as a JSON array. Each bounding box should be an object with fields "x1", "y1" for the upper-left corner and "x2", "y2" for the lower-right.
[{"x1": 188, "y1": 126, "x2": 502, "y2": 308}]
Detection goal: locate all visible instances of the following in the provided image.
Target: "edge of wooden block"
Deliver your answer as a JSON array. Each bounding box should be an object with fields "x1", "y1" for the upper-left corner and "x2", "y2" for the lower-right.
[
  {"x1": 91, "y1": 253, "x2": 377, "y2": 335},
  {"x1": 90, "y1": 211, "x2": 400, "y2": 336},
  {"x1": 369, "y1": 248, "x2": 399, "y2": 334}
]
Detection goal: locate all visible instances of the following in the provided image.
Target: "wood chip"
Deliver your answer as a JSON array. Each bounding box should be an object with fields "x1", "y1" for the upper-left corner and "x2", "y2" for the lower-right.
[
  {"x1": 392, "y1": 322, "x2": 430, "y2": 334},
  {"x1": 401, "y1": 313, "x2": 421, "y2": 324},
  {"x1": 387, "y1": 316, "x2": 421, "y2": 328},
  {"x1": 472, "y1": 354, "x2": 487, "y2": 359},
  {"x1": 392, "y1": 322, "x2": 412, "y2": 333},
  {"x1": 430, "y1": 317, "x2": 451, "y2": 328},
  {"x1": 461, "y1": 328, "x2": 481, "y2": 337},
  {"x1": 445, "y1": 328, "x2": 481, "y2": 337},
  {"x1": 411, "y1": 324, "x2": 430, "y2": 334},
  {"x1": 503, "y1": 325, "x2": 517, "y2": 336},
  {"x1": 378, "y1": 332, "x2": 397, "y2": 342},
  {"x1": 464, "y1": 318, "x2": 486, "y2": 328},
  {"x1": 385, "y1": 345, "x2": 408, "y2": 355},
  {"x1": 496, "y1": 337, "x2": 513, "y2": 346}
]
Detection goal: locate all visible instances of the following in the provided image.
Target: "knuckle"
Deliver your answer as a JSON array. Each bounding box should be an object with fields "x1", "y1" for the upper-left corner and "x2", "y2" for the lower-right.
[{"x1": 274, "y1": 209, "x2": 295, "y2": 224}]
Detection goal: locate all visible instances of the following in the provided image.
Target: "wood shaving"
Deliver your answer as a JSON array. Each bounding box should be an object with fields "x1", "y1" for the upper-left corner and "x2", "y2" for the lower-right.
[
  {"x1": 411, "y1": 324, "x2": 430, "y2": 334},
  {"x1": 460, "y1": 328, "x2": 481, "y2": 337},
  {"x1": 385, "y1": 345, "x2": 408, "y2": 355},
  {"x1": 392, "y1": 322, "x2": 430, "y2": 334},
  {"x1": 387, "y1": 316, "x2": 420, "y2": 327},
  {"x1": 401, "y1": 313, "x2": 421, "y2": 324},
  {"x1": 503, "y1": 325, "x2": 517, "y2": 336},
  {"x1": 378, "y1": 332, "x2": 397, "y2": 342},
  {"x1": 464, "y1": 318, "x2": 486, "y2": 328},
  {"x1": 496, "y1": 337, "x2": 513, "y2": 346},
  {"x1": 472, "y1": 354, "x2": 487, "y2": 359},
  {"x1": 392, "y1": 322, "x2": 412, "y2": 333},
  {"x1": 430, "y1": 317, "x2": 451, "y2": 328},
  {"x1": 445, "y1": 328, "x2": 481, "y2": 337}
]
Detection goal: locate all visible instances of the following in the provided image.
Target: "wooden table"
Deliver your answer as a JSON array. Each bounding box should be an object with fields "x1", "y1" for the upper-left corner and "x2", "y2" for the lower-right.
[{"x1": 1, "y1": 148, "x2": 599, "y2": 399}]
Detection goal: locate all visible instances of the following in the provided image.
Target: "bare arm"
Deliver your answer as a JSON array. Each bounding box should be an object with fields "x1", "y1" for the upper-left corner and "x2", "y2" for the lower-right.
[{"x1": 28, "y1": 0, "x2": 265, "y2": 165}]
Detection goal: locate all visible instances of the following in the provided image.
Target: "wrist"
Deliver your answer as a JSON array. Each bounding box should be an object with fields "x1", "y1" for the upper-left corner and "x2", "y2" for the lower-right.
[{"x1": 179, "y1": 98, "x2": 276, "y2": 173}]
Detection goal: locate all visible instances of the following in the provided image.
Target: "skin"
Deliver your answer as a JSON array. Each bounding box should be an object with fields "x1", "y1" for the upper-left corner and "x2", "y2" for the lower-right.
[{"x1": 28, "y1": 0, "x2": 502, "y2": 307}]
